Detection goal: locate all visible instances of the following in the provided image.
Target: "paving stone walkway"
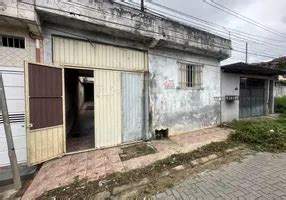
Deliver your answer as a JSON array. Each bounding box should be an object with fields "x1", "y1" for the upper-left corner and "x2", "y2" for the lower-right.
[
  {"x1": 22, "y1": 127, "x2": 230, "y2": 199},
  {"x1": 154, "y1": 152, "x2": 286, "y2": 200}
]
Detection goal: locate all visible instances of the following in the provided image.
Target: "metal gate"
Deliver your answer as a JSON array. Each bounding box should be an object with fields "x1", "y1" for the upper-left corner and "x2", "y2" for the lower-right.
[
  {"x1": 25, "y1": 63, "x2": 64, "y2": 165},
  {"x1": 239, "y1": 78, "x2": 265, "y2": 118}
]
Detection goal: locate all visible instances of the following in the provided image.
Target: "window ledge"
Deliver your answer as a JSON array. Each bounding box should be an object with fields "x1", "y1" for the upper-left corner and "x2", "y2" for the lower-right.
[{"x1": 177, "y1": 87, "x2": 204, "y2": 90}]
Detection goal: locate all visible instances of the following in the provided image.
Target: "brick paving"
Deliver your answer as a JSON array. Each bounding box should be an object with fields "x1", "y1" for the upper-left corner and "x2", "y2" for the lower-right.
[
  {"x1": 154, "y1": 152, "x2": 286, "y2": 200},
  {"x1": 22, "y1": 127, "x2": 230, "y2": 199}
]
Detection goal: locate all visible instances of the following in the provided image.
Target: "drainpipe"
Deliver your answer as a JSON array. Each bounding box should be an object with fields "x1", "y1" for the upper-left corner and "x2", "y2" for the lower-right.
[
  {"x1": 29, "y1": 32, "x2": 43, "y2": 63},
  {"x1": 35, "y1": 39, "x2": 41, "y2": 63}
]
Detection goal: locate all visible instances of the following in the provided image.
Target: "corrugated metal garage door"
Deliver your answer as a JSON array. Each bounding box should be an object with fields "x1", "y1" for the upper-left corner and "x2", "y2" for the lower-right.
[
  {"x1": 94, "y1": 70, "x2": 122, "y2": 148},
  {"x1": 53, "y1": 36, "x2": 146, "y2": 148},
  {"x1": 53, "y1": 36, "x2": 147, "y2": 71},
  {"x1": 94, "y1": 70, "x2": 145, "y2": 148},
  {"x1": 122, "y1": 72, "x2": 144, "y2": 143},
  {"x1": 239, "y1": 78, "x2": 265, "y2": 118}
]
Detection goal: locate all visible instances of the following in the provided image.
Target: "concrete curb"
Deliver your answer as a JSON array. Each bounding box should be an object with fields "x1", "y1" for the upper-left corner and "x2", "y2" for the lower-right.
[{"x1": 97, "y1": 146, "x2": 245, "y2": 198}]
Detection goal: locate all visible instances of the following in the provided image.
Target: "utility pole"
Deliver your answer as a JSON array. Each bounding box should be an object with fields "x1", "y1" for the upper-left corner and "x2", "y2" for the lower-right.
[
  {"x1": 0, "y1": 73, "x2": 21, "y2": 189},
  {"x1": 141, "y1": 0, "x2": 144, "y2": 12},
  {"x1": 245, "y1": 42, "x2": 248, "y2": 63}
]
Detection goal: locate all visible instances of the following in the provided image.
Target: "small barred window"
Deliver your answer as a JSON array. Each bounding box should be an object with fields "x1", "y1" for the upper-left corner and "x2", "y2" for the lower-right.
[
  {"x1": 0, "y1": 35, "x2": 25, "y2": 49},
  {"x1": 178, "y1": 62, "x2": 203, "y2": 89}
]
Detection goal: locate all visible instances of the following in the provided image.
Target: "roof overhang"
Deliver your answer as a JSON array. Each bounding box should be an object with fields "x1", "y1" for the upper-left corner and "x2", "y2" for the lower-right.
[{"x1": 221, "y1": 62, "x2": 286, "y2": 76}]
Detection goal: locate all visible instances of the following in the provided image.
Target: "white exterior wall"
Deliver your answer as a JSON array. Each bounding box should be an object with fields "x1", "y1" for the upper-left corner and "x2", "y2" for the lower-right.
[
  {"x1": 0, "y1": 27, "x2": 36, "y2": 167},
  {"x1": 149, "y1": 49, "x2": 221, "y2": 136},
  {"x1": 221, "y1": 73, "x2": 240, "y2": 122},
  {"x1": 275, "y1": 85, "x2": 286, "y2": 97}
]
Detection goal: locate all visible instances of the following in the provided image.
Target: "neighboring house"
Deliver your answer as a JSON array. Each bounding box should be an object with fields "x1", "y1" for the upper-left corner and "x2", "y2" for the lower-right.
[
  {"x1": 221, "y1": 62, "x2": 285, "y2": 121},
  {"x1": 0, "y1": 0, "x2": 231, "y2": 178}
]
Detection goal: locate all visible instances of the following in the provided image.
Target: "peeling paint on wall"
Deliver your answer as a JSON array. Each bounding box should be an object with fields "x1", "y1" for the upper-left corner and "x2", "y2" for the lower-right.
[{"x1": 149, "y1": 49, "x2": 221, "y2": 136}]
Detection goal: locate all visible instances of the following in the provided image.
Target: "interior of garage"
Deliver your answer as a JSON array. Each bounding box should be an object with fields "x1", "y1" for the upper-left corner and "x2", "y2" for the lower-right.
[{"x1": 65, "y1": 68, "x2": 94, "y2": 153}]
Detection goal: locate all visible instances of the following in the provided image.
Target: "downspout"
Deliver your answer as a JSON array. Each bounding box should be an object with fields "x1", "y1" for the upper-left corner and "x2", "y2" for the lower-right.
[
  {"x1": 29, "y1": 32, "x2": 43, "y2": 63},
  {"x1": 144, "y1": 37, "x2": 161, "y2": 140}
]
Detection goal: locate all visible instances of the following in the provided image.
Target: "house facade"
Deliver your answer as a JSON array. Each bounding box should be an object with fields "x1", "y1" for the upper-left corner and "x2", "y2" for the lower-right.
[
  {"x1": 221, "y1": 62, "x2": 284, "y2": 121},
  {"x1": 0, "y1": 0, "x2": 231, "y2": 172}
]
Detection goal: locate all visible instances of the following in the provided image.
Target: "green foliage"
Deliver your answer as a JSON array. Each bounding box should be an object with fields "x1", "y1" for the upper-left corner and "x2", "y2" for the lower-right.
[
  {"x1": 275, "y1": 96, "x2": 286, "y2": 114},
  {"x1": 229, "y1": 117, "x2": 286, "y2": 152}
]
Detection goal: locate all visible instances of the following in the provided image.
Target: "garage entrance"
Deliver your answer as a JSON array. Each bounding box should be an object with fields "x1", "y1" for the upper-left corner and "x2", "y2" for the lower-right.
[
  {"x1": 239, "y1": 78, "x2": 265, "y2": 118},
  {"x1": 65, "y1": 68, "x2": 95, "y2": 153}
]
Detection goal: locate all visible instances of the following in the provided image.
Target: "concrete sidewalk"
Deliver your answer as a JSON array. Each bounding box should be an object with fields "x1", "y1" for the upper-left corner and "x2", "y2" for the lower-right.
[
  {"x1": 22, "y1": 127, "x2": 231, "y2": 199},
  {"x1": 154, "y1": 152, "x2": 286, "y2": 200}
]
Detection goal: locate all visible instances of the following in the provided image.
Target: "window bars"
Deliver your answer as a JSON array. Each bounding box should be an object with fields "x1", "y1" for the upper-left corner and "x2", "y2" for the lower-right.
[
  {"x1": 0, "y1": 36, "x2": 25, "y2": 49},
  {"x1": 179, "y1": 62, "x2": 203, "y2": 89}
]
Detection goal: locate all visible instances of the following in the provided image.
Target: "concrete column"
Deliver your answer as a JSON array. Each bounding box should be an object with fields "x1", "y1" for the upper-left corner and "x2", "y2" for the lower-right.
[{"x1": 264, "y1": 79, "x2": 270, "y2": 115}]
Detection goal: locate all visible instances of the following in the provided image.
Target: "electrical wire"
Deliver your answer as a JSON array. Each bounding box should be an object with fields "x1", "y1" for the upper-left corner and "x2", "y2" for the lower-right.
[
  {"x1": 18, "y1": 1, "x2": 281, "y2": 60},
  {"x1": 124, "y1": 1, "x2": 286, "y2": 55},
  {"x1": 203, "y1": 0, "x2": 286, "y2": 39},
  {"x1": 147, "y1": 0, "x2": 286, "y2": 43}
]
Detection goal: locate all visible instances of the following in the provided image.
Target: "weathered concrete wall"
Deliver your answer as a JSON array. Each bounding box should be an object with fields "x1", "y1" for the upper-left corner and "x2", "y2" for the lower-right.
[
  {"x1": 35, "y1": 0, "x2": 231, "y2": 59},
  {"x1": 149, "y1": 49, "x2": 221, "y2": 136},
  {"x1": 275, "y1": 85, "x2": 286, "y2": 97},
  {"x1": 0, "y1": 0, "x2": 35, "y2": 21},
  {"x1": 0, "y1": 0, "x2": 41, "y2": 34},
  {"x1": 221, "y1": 73, "x2": 275, "y2": 122}
]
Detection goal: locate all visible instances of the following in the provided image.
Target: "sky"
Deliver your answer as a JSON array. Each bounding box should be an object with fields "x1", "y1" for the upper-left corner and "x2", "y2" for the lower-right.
[{"x1": 132, "y1": 0, "x2": 286, "y2": 65}]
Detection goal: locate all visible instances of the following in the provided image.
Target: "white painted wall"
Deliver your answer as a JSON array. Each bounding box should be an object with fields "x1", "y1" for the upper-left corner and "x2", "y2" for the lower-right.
[
  {"x1": 221, "y1": 73, "x2": 240, "y2": 122},
  {"x1": 149, "y1": 49, "x2": 221, "y2": 136}
]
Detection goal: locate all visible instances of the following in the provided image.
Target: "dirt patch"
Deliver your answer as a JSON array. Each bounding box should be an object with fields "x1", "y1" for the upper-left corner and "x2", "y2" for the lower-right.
[
  {"x1": 38, "y1": 141, "x2": 241, "y2": 200},
  {"x1": 119, "y1": 143, "x2": 157, "y2": 161},
  {"x1": 16, "y1": 165, "x2": 42, "y2": 198}
]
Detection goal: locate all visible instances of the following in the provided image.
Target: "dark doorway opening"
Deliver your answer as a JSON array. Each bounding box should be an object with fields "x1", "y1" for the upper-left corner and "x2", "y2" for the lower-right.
[{"x1": 65, "y1": 68, "x2": 94, "y2": 153}]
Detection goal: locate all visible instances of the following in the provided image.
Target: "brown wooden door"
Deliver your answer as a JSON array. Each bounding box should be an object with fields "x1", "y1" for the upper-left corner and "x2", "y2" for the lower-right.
[{"x1": 25, "y1": 63, "x2": 64, "y2": 165}]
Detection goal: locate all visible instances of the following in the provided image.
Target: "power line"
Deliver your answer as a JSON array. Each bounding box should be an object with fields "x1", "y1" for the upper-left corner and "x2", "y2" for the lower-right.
[
  {"x1": 147, "y1": 0, "x2": 286, "y2": 43},
  {"x1": 21, "y1": 1, "x2": 233, "y2": 50},
  {"x1": 20, "y1": 1, "x2": 280, "y2": 60},
  {"x1": 144, "y1": 1, "x2": 286, "y2": 50},
  {"x1": 203, "y1": 0, "x2": 286, "y2": 39},
  {"x1": 129, "y1": 1, "x2": 286, "y2": 54},
  {"x1": 209, "y1": 0, "x2": 286, "y2": 37}
]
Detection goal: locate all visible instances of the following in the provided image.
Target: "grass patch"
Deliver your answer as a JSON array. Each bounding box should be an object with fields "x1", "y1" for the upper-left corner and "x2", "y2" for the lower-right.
[
  {"x1": 275, "y1": 96, "x2": 286, "y2": 114},
  {"x1": 227, "y1": 115, "x2": 286, "y2": 152},
  {"x1": 38, "y1": 141, "x2": 236, "y2": 200}
]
